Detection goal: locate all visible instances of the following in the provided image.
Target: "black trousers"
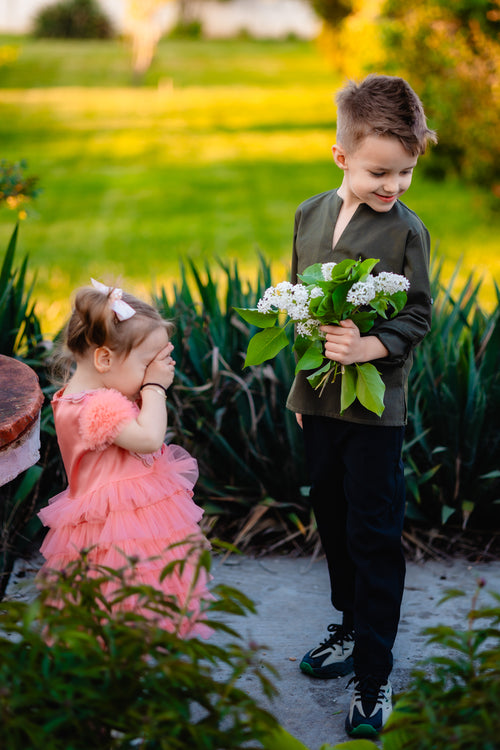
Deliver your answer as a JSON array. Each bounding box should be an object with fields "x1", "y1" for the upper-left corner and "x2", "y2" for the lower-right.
[{"x1": 302, "y1": 414, "x2": 406, "y2": 681}]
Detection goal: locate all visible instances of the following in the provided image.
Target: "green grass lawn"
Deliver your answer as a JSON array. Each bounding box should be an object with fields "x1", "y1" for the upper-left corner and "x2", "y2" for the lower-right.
[{"x1": 1, "y1": 37, "x2": 498, "y2": 334}]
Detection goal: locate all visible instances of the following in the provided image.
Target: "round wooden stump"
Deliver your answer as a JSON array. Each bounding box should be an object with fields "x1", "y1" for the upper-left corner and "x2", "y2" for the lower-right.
[{"x1": 0, "y1": 355, "x2": 44, "y2": 486}]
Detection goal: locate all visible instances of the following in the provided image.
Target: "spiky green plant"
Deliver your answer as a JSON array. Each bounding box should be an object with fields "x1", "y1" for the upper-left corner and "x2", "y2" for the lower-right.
[
  {"x1": 0, "y1": 222, "x2": 62, "y2": 598},
  {"x1": 404, "y1": 260, "x2": 500, "y2": 529},
  {"x1": 153, "y1": 257, "x2": 310, "y2": 551},
  {"x1": 0, "y1": 224, "x2": 41, "y2": 358}
]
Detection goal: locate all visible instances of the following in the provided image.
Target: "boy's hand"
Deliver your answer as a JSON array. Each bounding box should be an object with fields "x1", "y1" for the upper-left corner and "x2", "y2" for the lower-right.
[
  {"x1": 322, "y1": 320, "x2": 362, "y2": 365},
  {"x1": 144, "y1": 343, "x2": 176, "y2": 390},
  {"x1": 321, "y1": 321, "x2": 389, "y2": 365}
]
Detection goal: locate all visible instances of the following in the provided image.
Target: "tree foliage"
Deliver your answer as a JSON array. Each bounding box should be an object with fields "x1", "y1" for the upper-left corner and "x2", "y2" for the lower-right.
[
  {"x1": 381, "y1": 0, "x2": 500, "y2": 192},
  {"x1": 316, "y1": 0, "x2": 500, "y2": 194},
  {"x1": 310, "y1": 0, "x2": 354, "y2": 25},
  {"x1": 32, "y1": 0, "x2": 114, "y2": 39}
]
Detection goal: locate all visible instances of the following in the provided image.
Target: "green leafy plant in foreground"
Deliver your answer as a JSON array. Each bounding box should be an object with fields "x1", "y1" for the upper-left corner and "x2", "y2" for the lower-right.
[
  {"x1": 236, "y1": 258, "x2": 409, "y2": 417},
  {"x1": 0, "y1": 545, "x2": 280, "y2": 749},
  {"x1": 329, "y1": 579, "x2": 500, "y2": 750}
]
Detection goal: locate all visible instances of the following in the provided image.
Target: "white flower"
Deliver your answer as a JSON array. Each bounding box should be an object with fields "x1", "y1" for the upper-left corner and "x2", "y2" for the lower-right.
[
  {"x1": 374, "y1": 272, "x2": 410, "y2": 295},
  {"x1": 310, "y1": 286, "x2": 324, "y2": 299},
  {"x1": 321, "y1": 262, "x2": 337, "y2": 281},
  {"x1": 296, "y1": 319, "x2": 321, "y2": 337},
  {"x1": 275, "y1": 281, "x2": 293, "y2": 293},
  {"x1": 257, "y1": 286, "x2": 278, "y2": 312},
  {"x1": 291, "y1": 284, "x2": 309, "y2": 303},
  {"x1": 256, "y1": 282, "x2": 314, "y2": 318},
  {"x1": 346, "y1": 278, "x2": 376, "y2": 306}
]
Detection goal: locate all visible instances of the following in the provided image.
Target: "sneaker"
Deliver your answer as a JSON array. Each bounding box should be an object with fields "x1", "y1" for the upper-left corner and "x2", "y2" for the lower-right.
[
  {"x1": 300, "y1": 624, "x2": 355, "y2": 678},
  {"x1": 345, "y1": 675, "x2": 392, "y2": 737}
]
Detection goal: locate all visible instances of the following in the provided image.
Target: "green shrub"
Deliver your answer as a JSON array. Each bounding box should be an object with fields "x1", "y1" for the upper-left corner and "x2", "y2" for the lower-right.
[
  {"x1": 0, "y1": 159, "x2": 40, "y2": 218},
  {"x1": 380, "y1": 0, "x2": 500, "y2": 194},
  {"x1": 0, "y1": 545, "x2": 280, "y2": 749},
  {"x1": 387, "y1": 582, "x2": 500, "y2": 749},
  {"x1": 32, "y1": 0, "x2": 114, "y2": 39}
]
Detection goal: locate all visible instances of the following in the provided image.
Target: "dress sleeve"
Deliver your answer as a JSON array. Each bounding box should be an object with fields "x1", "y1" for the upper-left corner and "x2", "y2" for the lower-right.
[{"x1": 79, "y1": 389, "x2": 138, "y2": 451}]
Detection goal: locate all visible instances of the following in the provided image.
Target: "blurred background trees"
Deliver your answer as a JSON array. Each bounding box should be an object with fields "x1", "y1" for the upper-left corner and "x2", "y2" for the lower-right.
[{"x1": 314, "y1": 0, "x2": 500, "y2": 194}]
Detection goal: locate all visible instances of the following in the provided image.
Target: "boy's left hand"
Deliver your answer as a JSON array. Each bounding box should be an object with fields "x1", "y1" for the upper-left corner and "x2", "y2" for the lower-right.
[
  {"x1": 321, "y1": 320, "x2": 363, "y2": 365},
  {"x1": 321, "y1": 320, "x2": 389, "y2": 365}
]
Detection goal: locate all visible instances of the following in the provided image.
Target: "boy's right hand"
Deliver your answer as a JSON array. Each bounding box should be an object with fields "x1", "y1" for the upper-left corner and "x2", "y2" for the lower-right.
[{"x1": 144, "y1": 343, "x2": 176, "y2": 390}]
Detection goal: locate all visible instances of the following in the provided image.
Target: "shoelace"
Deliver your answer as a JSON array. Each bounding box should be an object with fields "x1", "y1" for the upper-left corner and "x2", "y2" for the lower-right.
[
  {"x1": 321, "y1": 623, "x2": 355, "y2": 647},
  {"x1": 347, "y1": 675, "x2": 387, "y2": 716}
]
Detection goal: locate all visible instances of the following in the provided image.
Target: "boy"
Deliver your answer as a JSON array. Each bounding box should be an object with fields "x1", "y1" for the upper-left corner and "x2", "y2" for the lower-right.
[{"x1": 286, "y1": 75, "x2": 437, "y2": 737}]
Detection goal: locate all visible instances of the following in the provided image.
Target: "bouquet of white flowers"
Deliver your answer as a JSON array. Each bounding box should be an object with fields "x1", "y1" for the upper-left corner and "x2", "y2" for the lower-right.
[{"x1": 235, "y1": 257, "x2": 409, "y2": 417}]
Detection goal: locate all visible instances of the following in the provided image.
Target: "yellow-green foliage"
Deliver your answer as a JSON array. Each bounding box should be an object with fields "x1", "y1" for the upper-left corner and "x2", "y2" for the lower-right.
[
  {"x1": 381, "y1": 0, "x2": 500, "y2": 190},
  {"x1": 317, "y1": 0, "x2": 386, "y2": 78}
]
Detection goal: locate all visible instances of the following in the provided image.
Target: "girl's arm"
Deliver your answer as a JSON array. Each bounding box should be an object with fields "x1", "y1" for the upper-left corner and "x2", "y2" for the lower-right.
[{"x1": 114, "y1": 346, "x2": 175, "y2": 454}]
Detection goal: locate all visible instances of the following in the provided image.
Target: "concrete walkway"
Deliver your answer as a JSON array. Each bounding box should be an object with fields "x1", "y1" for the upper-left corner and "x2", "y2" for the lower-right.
[
  {"x1": 209, "y1": 554, "x2": 500, "y2": 749},
  {"x1": 6, "y1": 553, "x2": 500, "y2": 749}
]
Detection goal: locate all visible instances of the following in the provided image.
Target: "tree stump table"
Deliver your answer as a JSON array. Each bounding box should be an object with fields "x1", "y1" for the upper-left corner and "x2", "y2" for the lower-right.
[{"x1": 0, "y1": 355, "x2": 44, "y2": 486}]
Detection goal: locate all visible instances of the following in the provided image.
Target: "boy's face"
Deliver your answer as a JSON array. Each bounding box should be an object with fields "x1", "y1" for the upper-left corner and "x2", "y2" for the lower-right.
[{"x1": 333, "y1": 135, "x2": 418, "y2": 213}]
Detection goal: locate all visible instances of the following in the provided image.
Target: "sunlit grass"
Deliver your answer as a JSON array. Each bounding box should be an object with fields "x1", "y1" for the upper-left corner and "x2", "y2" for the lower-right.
[{"x1": 1, "y1": 38, "x2": 498, "y2": 333}]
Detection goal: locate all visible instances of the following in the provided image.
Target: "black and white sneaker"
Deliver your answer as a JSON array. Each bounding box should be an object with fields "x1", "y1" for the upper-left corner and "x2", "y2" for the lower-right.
[
  {"x1": 345, "y1": 675, "x2": 392, "y2": 737},
  {"x1": 300, "y1": 624, "x2": 355, "y2": 678}
]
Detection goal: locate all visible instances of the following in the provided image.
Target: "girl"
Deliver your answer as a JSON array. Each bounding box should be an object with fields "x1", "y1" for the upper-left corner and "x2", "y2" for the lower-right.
[{"x1": 38, "y1": 279, "x2": 211, "y2": 638}]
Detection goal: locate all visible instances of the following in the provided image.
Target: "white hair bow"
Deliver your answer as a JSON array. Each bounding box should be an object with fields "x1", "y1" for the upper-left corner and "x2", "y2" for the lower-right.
[{"x1": 91, "y1": 278, "x2": 136, "y2": 321}]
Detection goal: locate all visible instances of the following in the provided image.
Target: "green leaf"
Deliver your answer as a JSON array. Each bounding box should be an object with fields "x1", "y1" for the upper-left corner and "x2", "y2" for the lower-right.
[
  {"x1": 369, "y1": 297, "x2": 389, "y2": 318},
  {"x1": 340, "y1": 365, "x2": 357, "y2": 414},
  {"x1": 388, "y1": 290, "x2": 407, "y2": 315},
  {"x1": 306, "y1": 360, "x2": 333, "y2": 389},
  {"x1": 331, "y1": 258, "x2": 357, "y2": 281},
  {"x1": 329, "y1": 741, "x2": 379, "y2": 750},
  {"x1": 480, "y1": 470, "x2": 500, "y2": 480},
  {"x1": 354, "y1": 363, "x2": 385, "y2": 416},
  {"x1": 244, "y1": 327, "x2": 289, "y2": 366},
  {"x1": 350, "y1": 310, "x2": 377, "y2": 333},
  {"x1": 292, "y1": 333, "x2": 311, "y2": 359},
  {"x1": 441, "y1": 505, "x2": 456, "y2": 524},
  {"x1": 315, "y1": 294, "x2": 335, "y2": 320},
  {"x1": 298, "y1": 263, "x2": 325, "y2": 285},
  {"x1": 295, "y1": 345, "x2": 325, "y2": 374},
  {"x1": 357, "y1": 257, "x2": 379, "y2": 276},
  {"x1": 261, "y1": 725, "x2": 310, "y2": 750},
  {"x1": 234, "y1": 307, "x2": 279, "y2": 328},
  {"x1": 331, "y1": 281, "x2": 352, "y2": 318}
]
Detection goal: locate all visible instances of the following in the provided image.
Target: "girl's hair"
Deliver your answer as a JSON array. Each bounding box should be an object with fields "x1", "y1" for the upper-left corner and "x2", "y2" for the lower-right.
[
  {"x1": 336, "y1": 74, "x2": 438, "y2": 156},
  {"x1": 51, "y1": 284, "x2": 173, "y2": 384}
]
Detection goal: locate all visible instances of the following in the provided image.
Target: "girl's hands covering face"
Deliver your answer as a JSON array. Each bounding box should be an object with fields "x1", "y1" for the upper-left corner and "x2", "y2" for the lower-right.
[{"x1": 144, "y1": 342, "x2": 176, "y2": 391}]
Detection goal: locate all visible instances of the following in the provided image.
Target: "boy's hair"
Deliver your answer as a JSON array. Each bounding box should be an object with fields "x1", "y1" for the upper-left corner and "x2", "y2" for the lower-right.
[
  {"x1": 51, "y1": 284, "x2": 173, "y2": 383},
  {"x1": 335, "y1": 74, "x2": 437, "y2": 156}
]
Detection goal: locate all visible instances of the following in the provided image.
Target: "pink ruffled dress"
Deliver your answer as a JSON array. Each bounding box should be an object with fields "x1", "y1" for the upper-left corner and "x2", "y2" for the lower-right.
[{"x1": 38, "y1": 387, "x2": 211, "y2": 638}]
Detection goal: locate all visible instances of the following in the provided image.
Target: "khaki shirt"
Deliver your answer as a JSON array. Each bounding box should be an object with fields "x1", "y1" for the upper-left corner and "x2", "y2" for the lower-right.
[{"x1": 286, "y1": 189, "x2": 432, "y2": 426}]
